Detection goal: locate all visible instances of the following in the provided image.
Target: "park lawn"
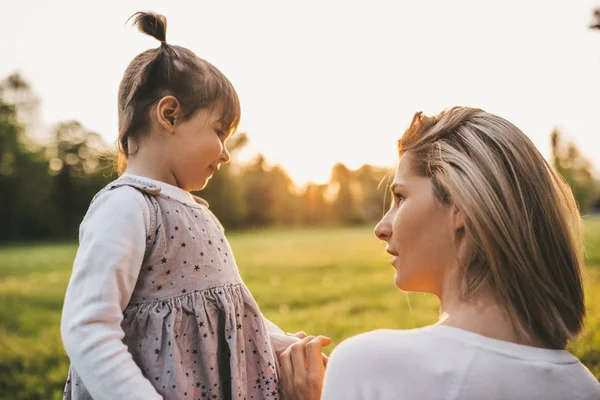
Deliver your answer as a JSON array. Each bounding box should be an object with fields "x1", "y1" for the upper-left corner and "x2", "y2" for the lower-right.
[{"x1": 0, "y1": 217, "x2": 599, "y2": 399}]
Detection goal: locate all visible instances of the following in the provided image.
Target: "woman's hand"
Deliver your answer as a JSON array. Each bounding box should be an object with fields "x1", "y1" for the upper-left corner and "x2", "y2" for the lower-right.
[{"x1": 279, "y1": 335, "x2": 331, "y2": 400}]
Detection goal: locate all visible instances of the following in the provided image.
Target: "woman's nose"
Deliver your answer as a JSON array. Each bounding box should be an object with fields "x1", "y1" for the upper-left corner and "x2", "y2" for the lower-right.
[{"x1": 374, "y1": 214, "x2": 391, "y2": 241}]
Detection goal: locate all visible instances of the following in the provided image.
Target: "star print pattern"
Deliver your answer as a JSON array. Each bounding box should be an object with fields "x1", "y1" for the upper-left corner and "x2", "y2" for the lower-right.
[{"x1": 62, "y1": 177, "x2": 280, "y2": 400}]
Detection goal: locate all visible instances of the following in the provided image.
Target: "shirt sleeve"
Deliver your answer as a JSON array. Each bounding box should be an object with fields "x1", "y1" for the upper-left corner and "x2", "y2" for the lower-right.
[
  {"x1": 321, "y1": 330, "x2": 440, "y2": 400},
  {"x1": 263, "y1": 315, "x2": 285, "y2": 335},
  {"x1": 263, "y1": 315, "x2": 301, "y2": 355},
  {"x1": 321, "y1": 332, "x2": 400, "y2": 400},
  {"x1": 320, "y1": 337, "x2": 365, "y2": 400},
  {"x1": 60, "y1": 187, "x2": 162, "y2": 400}
]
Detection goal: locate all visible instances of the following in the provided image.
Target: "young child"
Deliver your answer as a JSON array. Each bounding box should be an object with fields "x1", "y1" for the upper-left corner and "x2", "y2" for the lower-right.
[{"x1": 61, "y1": 12, "x2": 300, "y2": 400}]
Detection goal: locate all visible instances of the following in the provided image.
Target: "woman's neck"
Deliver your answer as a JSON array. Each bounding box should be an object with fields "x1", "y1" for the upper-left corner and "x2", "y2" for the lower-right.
[{"x1": 437, "y1": 289, "x2": 550, "y2": 348}]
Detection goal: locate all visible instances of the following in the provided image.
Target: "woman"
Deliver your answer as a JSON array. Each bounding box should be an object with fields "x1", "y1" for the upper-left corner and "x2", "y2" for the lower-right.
[{"x1": 279, "y1": 107, "x2": 600, "y2": 399}]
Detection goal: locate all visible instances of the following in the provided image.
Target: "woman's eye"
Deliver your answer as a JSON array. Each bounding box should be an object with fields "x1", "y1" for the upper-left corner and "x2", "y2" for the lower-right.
[
  {"x1": 216, "y1": 130, "x2": 225, "y2": 137},
  {"x1": 393, "y1": 193, "x2": 404, "y2": 205}
]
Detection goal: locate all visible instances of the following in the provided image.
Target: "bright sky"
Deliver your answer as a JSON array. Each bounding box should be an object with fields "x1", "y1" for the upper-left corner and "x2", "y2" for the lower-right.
[{"x1": 1, "y1": 0, "x2": 599, "y2": 185}]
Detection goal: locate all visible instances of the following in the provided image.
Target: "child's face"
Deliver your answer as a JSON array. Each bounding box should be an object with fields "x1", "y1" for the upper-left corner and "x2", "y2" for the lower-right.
[
  {"x1": 373, "y1": 153, "x2": 459, "y2": 296},
  {"x1": 169, "y1": 106, "x2": 231, "y2": 191}
]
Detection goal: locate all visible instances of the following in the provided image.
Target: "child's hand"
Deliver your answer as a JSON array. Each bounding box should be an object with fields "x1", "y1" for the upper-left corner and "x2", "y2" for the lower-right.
[{"x1": 270, "y1": 331, "x2": 303, "y2": 357}]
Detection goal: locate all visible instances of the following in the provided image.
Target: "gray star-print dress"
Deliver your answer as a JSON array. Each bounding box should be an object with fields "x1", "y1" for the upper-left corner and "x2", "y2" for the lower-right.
[{"x1": 64, "y1": 176, "x2": 280, "y2": 400}]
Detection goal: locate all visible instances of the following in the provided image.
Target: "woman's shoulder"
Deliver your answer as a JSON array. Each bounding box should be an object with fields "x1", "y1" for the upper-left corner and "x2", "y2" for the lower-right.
[
  {"x1": 338, "y1": 327, "x2": 433, "y2": 348},
  {"x1": 331, "y1": 327, "x2": 441, "y2": 361},
  {"x1": 326, "y1": 326, "x2": 491, "y2": 379},
  {"x1": 322, "y1": 328, "x2": 470, "y2": 398}
]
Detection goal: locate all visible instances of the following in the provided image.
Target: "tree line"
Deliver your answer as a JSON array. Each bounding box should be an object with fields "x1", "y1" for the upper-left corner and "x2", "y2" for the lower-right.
[
  {"x1": 0, "y1": 73, "x2": 392, "y2": 241},
  {"x1": 1, "y1": 73, "x2": 598, "y2": 242}
]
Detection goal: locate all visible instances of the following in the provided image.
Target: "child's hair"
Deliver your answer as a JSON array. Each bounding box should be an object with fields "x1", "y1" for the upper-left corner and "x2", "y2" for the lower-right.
[
  {"x1": 398, "y1": 107, "x2": 585, "y2": 349},
  {"x1": 117, "y1": 11, "x2": 241, "y2": 172}
]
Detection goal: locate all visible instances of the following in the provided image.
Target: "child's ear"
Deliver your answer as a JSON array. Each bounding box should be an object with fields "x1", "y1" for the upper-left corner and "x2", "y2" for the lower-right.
[{"x1": 155, "y1": 96, "x2": 181, "y2": 133}]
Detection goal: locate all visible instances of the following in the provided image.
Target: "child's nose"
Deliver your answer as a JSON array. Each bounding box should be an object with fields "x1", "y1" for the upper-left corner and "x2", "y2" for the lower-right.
[{"x1": 220, "y1": 146, "x2": 231, "y2": 164}]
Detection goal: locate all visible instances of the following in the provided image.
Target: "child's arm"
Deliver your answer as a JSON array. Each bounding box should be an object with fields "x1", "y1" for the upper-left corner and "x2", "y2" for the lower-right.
[
  {"x1": 264, "y1": 317, "x2": 330, "y2": 366},
  {"x1": 263, "y1": 316, "x2": 286, "y2": 335},
  {"x1": 263, "y1": 315, "x2": 301, "y2": 356},
  {"x1": 61, "y1": 187, "x2": 161, "y2": 400}
]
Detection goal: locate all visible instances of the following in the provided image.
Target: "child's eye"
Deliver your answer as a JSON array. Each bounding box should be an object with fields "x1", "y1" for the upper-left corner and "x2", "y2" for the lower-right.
[{"x1": 215, "y1": 130, "x2": 225, "y2": 137}]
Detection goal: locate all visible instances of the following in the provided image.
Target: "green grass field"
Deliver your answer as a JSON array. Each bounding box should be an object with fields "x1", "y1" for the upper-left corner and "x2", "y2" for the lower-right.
[{"x1": 1, "y1": 217, "x2": 599, "y2": 399}]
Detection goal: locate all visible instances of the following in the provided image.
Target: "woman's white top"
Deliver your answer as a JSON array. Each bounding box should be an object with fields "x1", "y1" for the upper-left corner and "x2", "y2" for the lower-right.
[{"x1": 322, "y1": 325, "x2": 600, "y2": 400}]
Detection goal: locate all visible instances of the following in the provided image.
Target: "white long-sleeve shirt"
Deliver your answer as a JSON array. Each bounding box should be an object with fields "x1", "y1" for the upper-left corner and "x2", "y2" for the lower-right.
[
  {"x1": 322, "y1": 326, "x2": 600, "y2": 400},
  {"x1": 61, "y1": 174, "x2": 291, "y2": 400}
]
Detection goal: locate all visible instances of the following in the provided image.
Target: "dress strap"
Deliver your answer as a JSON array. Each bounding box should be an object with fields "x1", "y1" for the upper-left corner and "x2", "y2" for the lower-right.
[{"x1": 90, "y1": 175, "x2": 162, "y2": 259}]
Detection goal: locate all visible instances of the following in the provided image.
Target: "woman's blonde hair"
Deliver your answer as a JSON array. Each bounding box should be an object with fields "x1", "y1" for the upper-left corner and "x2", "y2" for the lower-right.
[{"x1": 399, "y1": 106, "x2": 585, "y2": 349}]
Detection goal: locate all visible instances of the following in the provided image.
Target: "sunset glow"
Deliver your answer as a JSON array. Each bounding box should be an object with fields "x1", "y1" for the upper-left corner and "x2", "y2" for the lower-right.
[{"x1": 2, "y1": 0, "x2": 599, "y2": 186}]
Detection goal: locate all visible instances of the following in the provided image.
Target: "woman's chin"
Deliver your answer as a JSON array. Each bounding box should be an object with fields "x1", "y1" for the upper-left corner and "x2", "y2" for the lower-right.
[
  {"x1": 394, "y1": 272, "x2": 428, "y2": 293},
  {"x1": 394, "y1": 272, "x2": 409, "y2": 291}
]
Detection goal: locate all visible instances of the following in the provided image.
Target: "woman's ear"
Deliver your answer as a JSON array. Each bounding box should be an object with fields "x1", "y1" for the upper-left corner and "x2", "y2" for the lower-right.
[
  {"x1": 453, "y1": 206, "x2": 465, "y2": 231},
  {"x1": 155, "y1": 96, "x2": 181, "y2": 134}
]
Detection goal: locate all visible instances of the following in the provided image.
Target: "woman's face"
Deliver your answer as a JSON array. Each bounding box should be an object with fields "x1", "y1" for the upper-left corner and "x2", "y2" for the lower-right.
[{"x1": 374, "y1": 153, "x2": 460, "y2": 296}]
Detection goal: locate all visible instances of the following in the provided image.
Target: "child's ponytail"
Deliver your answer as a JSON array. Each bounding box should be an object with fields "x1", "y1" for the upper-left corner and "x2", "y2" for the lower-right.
[{"x1": 131, "y1": 12, "x2": 168, "y2": 43}]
